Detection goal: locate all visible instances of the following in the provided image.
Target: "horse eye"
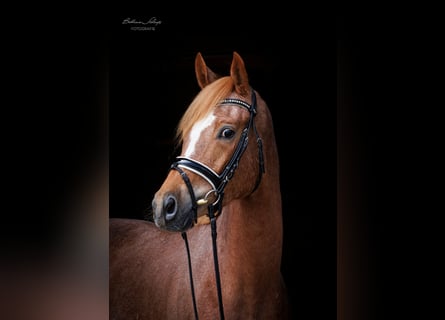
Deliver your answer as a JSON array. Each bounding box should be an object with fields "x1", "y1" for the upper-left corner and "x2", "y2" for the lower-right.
[{"x1": 219, "y1": 128, "x2": 236, "y2": 139}]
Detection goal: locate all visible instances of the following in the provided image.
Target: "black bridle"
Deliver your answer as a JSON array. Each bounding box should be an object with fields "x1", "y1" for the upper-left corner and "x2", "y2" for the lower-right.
[{"x1": 170, "y1": 90, "x2": 265, "y2": 320}]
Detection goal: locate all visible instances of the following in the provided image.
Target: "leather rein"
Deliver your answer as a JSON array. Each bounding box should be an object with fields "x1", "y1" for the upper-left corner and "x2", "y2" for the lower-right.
[{"x1": 170, "y1": 90, "x2": 265, "y2": 320}]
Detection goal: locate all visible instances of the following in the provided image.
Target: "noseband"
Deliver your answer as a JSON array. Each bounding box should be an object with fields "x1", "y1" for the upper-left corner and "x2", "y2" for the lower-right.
[{"x1": 170, "y1": 90, "x2": 265, "y2": 320}]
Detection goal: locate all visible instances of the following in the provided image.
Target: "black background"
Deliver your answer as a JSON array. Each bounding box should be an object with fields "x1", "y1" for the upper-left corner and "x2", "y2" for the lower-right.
[
  {"x1": 110, "y1": 14, "x2": 336, "y2": 320},
  {"x1": 338, "y1": 13, "x2": 444, "y2": 320}
]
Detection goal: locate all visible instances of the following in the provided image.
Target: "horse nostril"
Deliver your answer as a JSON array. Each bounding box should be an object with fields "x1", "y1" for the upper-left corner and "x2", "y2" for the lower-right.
[{"x1": 164, "y1": 195, "x2": 178, "y2": 221}]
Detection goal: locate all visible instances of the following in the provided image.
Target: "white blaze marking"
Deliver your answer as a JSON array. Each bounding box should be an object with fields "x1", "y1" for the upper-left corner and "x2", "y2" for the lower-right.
[{"x1": 184, "y1": 113, "x2": 216, "y2": 157}]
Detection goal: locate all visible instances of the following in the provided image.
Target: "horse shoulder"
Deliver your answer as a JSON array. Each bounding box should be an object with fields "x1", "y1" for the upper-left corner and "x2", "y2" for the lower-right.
[
  {"x1": 109, "y1": 219, "x2": 162, "y2": 319},
  {"x1": 110, "y1": 218, "x2": 192, "y2": 319}
]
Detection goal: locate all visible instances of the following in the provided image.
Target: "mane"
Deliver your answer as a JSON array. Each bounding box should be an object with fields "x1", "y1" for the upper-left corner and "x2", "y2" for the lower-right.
[{"x1": 175, "y1": 76, "x2": 234, "y2": 146}]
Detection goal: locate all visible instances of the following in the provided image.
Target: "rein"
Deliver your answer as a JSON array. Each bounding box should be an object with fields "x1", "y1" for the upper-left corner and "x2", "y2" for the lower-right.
[{"x1": 170, "y1": 90, "x2": 265, "y2": 320}]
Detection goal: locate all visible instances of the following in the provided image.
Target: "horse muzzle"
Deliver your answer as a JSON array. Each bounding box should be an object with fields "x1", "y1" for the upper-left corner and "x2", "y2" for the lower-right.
[{"x1": 152, "y1": 192, "x2": 196, "y2": 232}]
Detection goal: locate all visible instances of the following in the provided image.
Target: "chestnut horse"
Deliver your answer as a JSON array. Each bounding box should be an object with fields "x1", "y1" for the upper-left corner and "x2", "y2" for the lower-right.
[{"x1": 110, "y1": 52, "x2": 289, "y2": 319}]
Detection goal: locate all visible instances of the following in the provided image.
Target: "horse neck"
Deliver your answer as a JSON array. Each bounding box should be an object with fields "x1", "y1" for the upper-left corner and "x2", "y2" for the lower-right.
[{"x1": 218, "y1": 137, "x2": 283, "y2": 280}]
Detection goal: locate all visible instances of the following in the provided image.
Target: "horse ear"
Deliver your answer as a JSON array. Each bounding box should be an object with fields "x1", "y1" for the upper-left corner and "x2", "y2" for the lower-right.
[
  {"x1": 230, "y1": 51, "x2": 249, "y2": 97},
  {"x1": 195, "y1": 52, "x2": 219, "y2": 89}
]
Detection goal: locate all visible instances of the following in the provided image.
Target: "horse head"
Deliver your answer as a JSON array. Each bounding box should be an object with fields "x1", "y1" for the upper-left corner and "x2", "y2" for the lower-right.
[{"x1": 152, "y1": 52, "x2": 266, "y2": 232}]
